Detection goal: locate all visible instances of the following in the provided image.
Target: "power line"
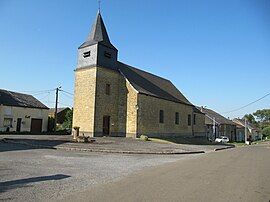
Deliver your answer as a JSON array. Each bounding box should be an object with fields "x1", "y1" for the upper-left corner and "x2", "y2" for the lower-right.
[
  {"x1": 61, "y1": 92, "x2": 73, "y2": 100},
  {"x1": 60, "y1": 89, "x2": 74, "y2": 96},
  {"x1": 21, "y1": 89, "x2": 55, "y2": 94},
  {"x1": 222, "y1": 91, "x2": 270, "y2": 114}
]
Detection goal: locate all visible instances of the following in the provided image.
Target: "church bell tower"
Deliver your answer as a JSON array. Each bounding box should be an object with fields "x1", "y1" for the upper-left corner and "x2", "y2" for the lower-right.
[{"x1": 77, "y1": 11, "x2": 118, "y2": 70}]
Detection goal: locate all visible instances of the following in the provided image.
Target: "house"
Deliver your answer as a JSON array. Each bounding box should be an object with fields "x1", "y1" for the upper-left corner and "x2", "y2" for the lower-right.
[
  {"x1": 72, "y1": 11, "x2": 206, "y2": 138},
  {"x1": 48, "y1": 107, "x2": 71, "y2": 124},
  {"x1": 198, "y1": 107, "x2": 236, "y2": 141},
  {"x1": 0, "y1": 89, "x2": 49, "y2": 133},
  {"x1": 232, "y1": 118, "x2": 261, "y2": 141}
]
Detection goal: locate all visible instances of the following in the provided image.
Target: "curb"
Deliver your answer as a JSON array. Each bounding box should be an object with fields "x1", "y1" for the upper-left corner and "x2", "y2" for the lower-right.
[
  {"x1": 214, "y1": 146, "x2": 235, "y2": 151},
  {"x1": 2, "y1": 138, "x2": 205, "y2": 155}
]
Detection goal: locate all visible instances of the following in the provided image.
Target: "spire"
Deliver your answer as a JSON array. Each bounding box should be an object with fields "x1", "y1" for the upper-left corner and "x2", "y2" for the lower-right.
[
  {"x1": 87, "y1": 12, "x2": 110, "y2": 43},
  {"x1": 79, "y1": 12, "x2": 117, "y2": 50}
]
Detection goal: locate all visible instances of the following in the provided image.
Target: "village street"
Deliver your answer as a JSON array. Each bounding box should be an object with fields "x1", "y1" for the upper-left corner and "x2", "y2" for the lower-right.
[
  {"x1": 0, "y1": 140, "x2": 269, "y2": 202},
  {"x1": 64, "y1": 143, "x2": 270, "y2": 202}
]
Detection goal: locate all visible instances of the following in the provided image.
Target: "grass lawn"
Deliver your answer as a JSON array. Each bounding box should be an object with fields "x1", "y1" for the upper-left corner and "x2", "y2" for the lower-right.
[{"x1": 147, "y1": 136, "x2": 225, "y2": 146}]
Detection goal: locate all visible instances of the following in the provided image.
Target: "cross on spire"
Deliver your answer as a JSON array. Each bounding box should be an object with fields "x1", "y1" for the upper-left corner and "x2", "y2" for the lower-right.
[{"x1": 98, "y1": 0, "x2": 101, "y2": 13}]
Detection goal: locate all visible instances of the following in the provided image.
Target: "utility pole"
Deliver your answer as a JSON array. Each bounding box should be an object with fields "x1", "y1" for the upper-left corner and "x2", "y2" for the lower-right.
[
  {"x1": 54, "y1": 86, "x2": 61, "y2": 132},
  {"x1": 245, "y1": 117, "x2": 248, "y2": 144},
  {"x1": 213, "y1": 117, "x2": 216, "y2": 139}
]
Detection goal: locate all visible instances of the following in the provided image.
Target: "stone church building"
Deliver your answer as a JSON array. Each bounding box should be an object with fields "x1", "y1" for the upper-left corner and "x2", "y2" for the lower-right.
[{"x1": 73, "y1": 12, "x2": 205, "y2": 138}]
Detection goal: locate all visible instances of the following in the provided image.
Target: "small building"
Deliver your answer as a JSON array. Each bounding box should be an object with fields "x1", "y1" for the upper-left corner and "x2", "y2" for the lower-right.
[
  {"x1": 48, "y1": 107, "x2": 72, "y2": 124},
  {"x1": 72, "y1": 11, "x2": 206, "y2": 138},
  {"x1": 232, "y1": 118, "x2": 261, "y2": 141},
  {"x1": 0, "y1": 89, "x2": 49, "y2": 133},
  {"x1": 199, "y1": 107, "x2": 236, "y2": 141}
]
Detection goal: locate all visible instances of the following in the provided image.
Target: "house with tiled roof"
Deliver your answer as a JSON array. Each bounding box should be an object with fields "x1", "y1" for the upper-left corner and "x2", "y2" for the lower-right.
[
  {"x1": 72, "y1": 11, "x2": 206, "y2": 138},
  {"x1": 0, "y1": 89, "x2": 49, "y2": 133},
  {"x1": 198, "y1": 107, "x2": 236, "y2": 141},
  {"x1": 232, "y1": 118, "x2": 261, "y2": 141}
]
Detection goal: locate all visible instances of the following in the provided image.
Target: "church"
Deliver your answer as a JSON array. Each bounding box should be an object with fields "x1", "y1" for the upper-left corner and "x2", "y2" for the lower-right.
[{"x1": 72, "y1": 11, "x2": 206, "y2": 138}]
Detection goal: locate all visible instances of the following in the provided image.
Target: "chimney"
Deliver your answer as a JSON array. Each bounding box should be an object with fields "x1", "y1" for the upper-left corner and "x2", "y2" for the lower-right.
[{"x1": 200, "y1": 106, "x2": 204, "y2": 112}]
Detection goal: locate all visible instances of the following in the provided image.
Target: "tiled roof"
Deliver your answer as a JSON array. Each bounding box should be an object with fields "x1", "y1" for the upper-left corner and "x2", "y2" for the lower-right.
[
  {"x1": 48, "y1": 107, "x2": 70, "y2": 115},
  {"x1": 0, "y1": 89, "x2": 48, "y2": 109},
  {"x1": 232, "y1": 118, "x2": 258, "y2": 130},
  {"x1": 199, "y1": 107, "x2": 235, "y2": 125}
]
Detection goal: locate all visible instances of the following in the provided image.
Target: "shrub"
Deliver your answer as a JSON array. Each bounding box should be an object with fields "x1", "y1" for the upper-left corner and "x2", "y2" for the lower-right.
[{"x1": 140, "y1": 135, "x2": 148, "y2": 141}]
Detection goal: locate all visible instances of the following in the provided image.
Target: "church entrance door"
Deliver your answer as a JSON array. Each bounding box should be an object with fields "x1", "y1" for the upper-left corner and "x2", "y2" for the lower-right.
[{"x1": 103, "y1": 116, "x2": 110, "y2": 136}]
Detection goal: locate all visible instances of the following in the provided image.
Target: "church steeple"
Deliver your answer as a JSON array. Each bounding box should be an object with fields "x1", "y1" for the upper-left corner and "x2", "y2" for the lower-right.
[
  {"x1": 79, "y1": 12, "x2": 117, "y2": 50},
  {"x1": 77, "y1": 11, "x2": 118, "y2": 70}
]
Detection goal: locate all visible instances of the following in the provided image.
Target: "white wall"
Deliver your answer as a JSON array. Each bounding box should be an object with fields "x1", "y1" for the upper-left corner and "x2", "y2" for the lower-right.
[{"x1": 0, "y1": 105, "x2": 48, "y2": 132}]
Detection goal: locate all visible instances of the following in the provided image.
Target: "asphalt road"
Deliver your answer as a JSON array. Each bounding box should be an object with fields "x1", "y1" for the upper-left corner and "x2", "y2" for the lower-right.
[
  {"x1": 64, "y1": 144, "x2": 270, "y2": 202},
  {"x1": 0, "y1": 141, "x2": 198, "y2": 201}
]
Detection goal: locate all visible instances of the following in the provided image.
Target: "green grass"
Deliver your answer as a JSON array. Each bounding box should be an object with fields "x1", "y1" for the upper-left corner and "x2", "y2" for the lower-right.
[
  {"x1": 230, "y1": 142, "x2": 246, "y2": 147},
  {"x1": 148, "y1": 138, "x2": 176, "y2": 144},
  {"x1": 147, "y1": 136, "x2": 223, "y2": 146}
]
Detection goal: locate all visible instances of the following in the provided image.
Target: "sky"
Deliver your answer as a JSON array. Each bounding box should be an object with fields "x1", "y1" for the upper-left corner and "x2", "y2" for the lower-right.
[{"x1": 0, "y1": 0, "x2": 269, "y2": 119}]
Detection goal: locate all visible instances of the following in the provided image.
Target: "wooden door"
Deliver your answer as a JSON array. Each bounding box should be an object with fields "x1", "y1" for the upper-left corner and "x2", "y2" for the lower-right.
[
  {"x1": 30, "y1": 118, "x2": 42, "y2": 133},
  {"x1": 16, "y1": 118, "x2": 22, "y2": 132},
  {"x1": 103, "y1": 116, "x2": 110, "y2": 136}
]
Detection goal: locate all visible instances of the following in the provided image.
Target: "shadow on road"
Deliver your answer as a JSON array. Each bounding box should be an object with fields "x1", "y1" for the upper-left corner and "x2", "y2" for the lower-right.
[
  {"x1": 0, "y1": 138, "x2": 69, "y2": 153},
  {"x1": 0, "y1": 174, "x2": 70, "y2": 194}
]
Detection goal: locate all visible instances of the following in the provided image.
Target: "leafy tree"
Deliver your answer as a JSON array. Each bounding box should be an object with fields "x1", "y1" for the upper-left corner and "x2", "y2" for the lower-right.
[
  {"x1": 62, "y1": 109, "x2": 73, "y2": 129},
  {"x1": 262, "y1": 126, "x2": 270, "y2": 137},
  {"x1": 253, "y1": 109, "x2": 270, "y2": 123},
  {"x1": 243, "y1": 114, "x2": 256, "y2": 124},
  {"x1": 47, "y1": 116, "x2": 55, "y2": 132}
]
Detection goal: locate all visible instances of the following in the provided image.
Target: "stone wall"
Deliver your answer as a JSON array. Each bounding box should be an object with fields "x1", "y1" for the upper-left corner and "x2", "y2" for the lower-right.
[
  {"x1": 94, "y1": 67, "x2": 127, "y2": 137},
  {"x1": 137, "y1": 94, "x2": 204, "y2": 137},
  {"x1": 125, "y1": 81, "x2": 138, "y2": 138},
  {"x1": 193, "y1": 112, "x2": 206, "y2": 136},
  {"x1": 73, "y1": 67, "x2": 97, "y2": 136}
]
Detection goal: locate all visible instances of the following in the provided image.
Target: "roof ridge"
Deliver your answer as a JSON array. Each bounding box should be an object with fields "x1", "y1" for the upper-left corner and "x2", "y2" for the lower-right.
[
  {"x1": 118, "y1": 61, "x2": 171, "y2": 82},
  {"x1": 0, "y1": 89, "x2": 35, "y2": 97}
]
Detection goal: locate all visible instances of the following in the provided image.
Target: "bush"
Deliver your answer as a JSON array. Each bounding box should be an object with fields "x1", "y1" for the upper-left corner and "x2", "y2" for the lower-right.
[
  {"x1": 140, "y1": 135, "x2": 148, "y2": 141},
  {"x1": 262, "y1": 126, "x2": 270, "y2": 137}
]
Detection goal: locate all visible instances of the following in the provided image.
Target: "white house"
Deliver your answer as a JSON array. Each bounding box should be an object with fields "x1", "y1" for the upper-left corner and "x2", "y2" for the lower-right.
[{"x1": 0, "y1": 89, "x2": 49, "y2": 133}]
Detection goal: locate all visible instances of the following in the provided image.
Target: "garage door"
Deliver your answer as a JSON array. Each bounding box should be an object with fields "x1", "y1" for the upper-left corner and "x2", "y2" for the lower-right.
[{"x1": 30, "y1": 119, "x2": 43, "y2": 133}]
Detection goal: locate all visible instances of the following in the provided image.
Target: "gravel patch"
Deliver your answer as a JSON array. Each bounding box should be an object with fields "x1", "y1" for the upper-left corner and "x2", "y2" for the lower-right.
[{"x1": 0, "y1": 142, "x2": 200, "y2": 201}]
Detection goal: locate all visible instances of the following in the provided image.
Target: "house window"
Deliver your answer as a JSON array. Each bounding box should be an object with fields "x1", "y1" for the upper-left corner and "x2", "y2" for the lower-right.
[
  {"x1": 193, "y1": 114, "x2": 196, "y2": 125},
  {"x1": 105, "y1": 84, "x2": 111, "y2": 95},
  {"x1": 104, "y1": 51, "x2": 111, "y2": 58},
  {"x1": 3, "y1": 118, "x2": 12, "y2": 127},
  {"x1": 83, "y1": 51, "x2": 91, "y2": 58},
  {"x1": 188, "y1": 114, "x2": 191, "y2": 126},
  {"x1": 175, "y1": 112, "x2": 179, "y2": 125},
  {"x1": 159, "y1": 110, "x2": 164, "y2": 123}
]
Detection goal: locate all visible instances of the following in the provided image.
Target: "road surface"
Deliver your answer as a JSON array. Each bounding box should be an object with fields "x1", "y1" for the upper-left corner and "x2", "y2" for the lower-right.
[{"x1": 64, "y1": 144, "x2": 270, "y2": 202}]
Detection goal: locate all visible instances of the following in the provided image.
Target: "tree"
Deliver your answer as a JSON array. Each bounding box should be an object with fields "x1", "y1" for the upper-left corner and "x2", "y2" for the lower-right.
[
  {"x1": 262, "y1": 126, "x2": 270, "y2": 137},
  {"x1": 252, "y1": 109, "x2": 270, "y2": 130},
  {"x1": 243, "y1": 114, "x2": 256, "y2": 124},
  {"x1": 253, "y1": 109, "x2": 270, "y2": 122},
  {"x1": 62, "y1": 109, "x2": 73, "y2": 129}
]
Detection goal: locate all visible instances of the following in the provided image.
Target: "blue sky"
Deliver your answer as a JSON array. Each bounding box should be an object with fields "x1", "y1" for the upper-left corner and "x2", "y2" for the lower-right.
[{"x1": 0, "y1": 0, "x2": 269, "y2": 119}]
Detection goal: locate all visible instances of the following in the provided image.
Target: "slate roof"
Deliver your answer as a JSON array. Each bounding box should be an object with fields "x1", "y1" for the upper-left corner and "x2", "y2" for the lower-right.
[
  {"x1": 0, "y1": 89, "x2": 49, "y2": 109},
  {"x1": 79, "y1": 12, "x2": 117, "y2": 50},
  {"x1": 118, "y1": 62, "x2": 196, "y2": 106},
  {"x1": 199, "y1": 107, "x2": 235, "y2": 125}
]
